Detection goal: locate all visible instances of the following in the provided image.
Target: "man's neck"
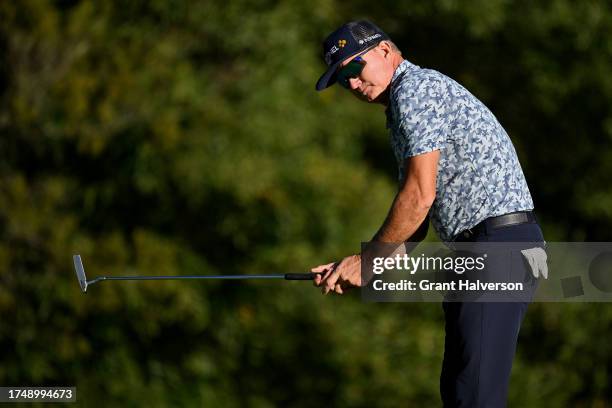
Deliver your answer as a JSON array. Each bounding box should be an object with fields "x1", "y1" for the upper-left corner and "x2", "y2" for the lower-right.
[{"x1": 377, "y1": 54, "x2": 405, "y2": 107}]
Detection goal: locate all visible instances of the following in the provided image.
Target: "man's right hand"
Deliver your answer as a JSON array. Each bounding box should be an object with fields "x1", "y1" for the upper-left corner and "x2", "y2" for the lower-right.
[{"x1": 310, "y1": 262, "x2": 337, "y2": 287}]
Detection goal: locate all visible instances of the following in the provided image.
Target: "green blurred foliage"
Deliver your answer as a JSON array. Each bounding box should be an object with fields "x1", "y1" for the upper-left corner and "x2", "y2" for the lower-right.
[{"x1": 0, "y1": 0, "x2": 611, "y2": 406}]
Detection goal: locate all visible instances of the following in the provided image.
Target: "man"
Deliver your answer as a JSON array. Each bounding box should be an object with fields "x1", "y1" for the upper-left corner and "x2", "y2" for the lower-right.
[{"x1": 311, "y1": 20, "x2": 547, "y2": 407}]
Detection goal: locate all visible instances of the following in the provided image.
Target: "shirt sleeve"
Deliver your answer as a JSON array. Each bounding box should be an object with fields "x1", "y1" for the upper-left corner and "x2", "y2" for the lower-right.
[{"x1": 395, "y1": 75, "x2": 450, "y2": 158}]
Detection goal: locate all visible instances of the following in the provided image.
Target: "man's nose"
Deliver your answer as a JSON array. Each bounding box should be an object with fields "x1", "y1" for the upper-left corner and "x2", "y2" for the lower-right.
[{"x1": 348, "y1": 77, "x2": 361, "y2": 90}]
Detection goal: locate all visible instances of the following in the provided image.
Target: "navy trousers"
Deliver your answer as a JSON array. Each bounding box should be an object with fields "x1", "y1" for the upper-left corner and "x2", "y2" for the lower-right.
[{"x1": 440, "y1": 221, "x2": 544, "y2": 408}]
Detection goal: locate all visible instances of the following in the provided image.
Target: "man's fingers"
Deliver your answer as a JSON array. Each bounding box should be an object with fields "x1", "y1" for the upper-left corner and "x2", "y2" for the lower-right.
[
  {"x1": 311, "y1": 262, "x2": 335, "y2": 273},
  {"x1": 313, "y1": 271, "x2": 333, "y2": 286},
  {"x1": 311, "y1": 262, "x2": 337, "y2": 286},
  {"x1": 319, "y1": 263, "x2": 339, "y2": 284},
  {"x1": 315, "y1": 254, "x2": 361, "y2": 295},
  {"x1": 322, "y1": 267, "x2": 342, "y2": 294},
  {"x1": 321, "y1": 267, "x2": 336, "y2": 282},
  {"x1": 312, "y1": 262, "x2": 337, "y2": 285}
]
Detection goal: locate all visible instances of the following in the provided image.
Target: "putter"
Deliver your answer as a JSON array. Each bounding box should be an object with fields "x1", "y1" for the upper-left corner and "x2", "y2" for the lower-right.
[{"x1": 73, "y1": 255, "x2": 320, "y2": 293}]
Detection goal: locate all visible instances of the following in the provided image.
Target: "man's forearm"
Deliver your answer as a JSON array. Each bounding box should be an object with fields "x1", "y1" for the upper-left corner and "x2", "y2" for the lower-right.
[
  {"x1": 359, "y1": 191, "x2": 431, "y2": 286},
  {"x1": 361, "y1": 150, "x2": 438, "y2": 282},
  {"x1": 372, "y1": 190, "x2": 432, "y2": 243}
]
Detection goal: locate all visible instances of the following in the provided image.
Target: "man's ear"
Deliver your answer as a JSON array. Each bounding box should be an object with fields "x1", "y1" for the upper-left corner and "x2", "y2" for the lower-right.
[{"x1": 378, "y1": 41, "x2": 393, "y2": 58}]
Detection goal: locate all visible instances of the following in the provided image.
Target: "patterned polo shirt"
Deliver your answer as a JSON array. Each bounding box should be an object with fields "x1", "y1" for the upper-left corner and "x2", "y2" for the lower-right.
[{"x1": 385, "y1": 60, "x2": 534, "y2": 241}]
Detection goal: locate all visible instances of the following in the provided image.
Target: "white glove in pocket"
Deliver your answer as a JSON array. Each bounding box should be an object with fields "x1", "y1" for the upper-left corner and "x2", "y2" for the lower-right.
[{"x1": 520, "y1": 247, "x2": 548, "y2": 279}]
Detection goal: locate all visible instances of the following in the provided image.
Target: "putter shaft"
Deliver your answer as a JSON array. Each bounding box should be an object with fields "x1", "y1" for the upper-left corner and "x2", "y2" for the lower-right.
[
  {"x1": 73, "y1": 255, "x2": 318, "y2": 293},
  {"x1": 89, "y1": 274, "x2": 292, "y2": 284}
]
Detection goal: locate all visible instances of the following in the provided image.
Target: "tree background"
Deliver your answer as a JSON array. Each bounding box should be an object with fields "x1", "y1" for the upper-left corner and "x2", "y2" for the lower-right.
[{"x1": 1, "y1": 0, "x2": 611, "y2": 406}]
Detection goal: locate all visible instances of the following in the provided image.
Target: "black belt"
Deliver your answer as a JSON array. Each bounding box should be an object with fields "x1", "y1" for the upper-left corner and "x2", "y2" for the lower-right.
[{"x1": 453, "y1": 211, "x2": 537, "y2": 241}]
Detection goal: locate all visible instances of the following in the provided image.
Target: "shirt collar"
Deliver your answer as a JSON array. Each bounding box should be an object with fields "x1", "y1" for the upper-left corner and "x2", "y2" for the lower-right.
[
  {"x1": 391, "y1": 59, "x2": 419, "y2": 86},
  {"x1": 385, "y1": 59, "x2": 419, "y2": 128}
]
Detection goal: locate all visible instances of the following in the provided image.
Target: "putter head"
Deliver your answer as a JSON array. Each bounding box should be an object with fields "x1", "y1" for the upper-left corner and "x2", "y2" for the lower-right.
[{"x1": 73, "y1": 255, "x2": 88, "y2": 293}]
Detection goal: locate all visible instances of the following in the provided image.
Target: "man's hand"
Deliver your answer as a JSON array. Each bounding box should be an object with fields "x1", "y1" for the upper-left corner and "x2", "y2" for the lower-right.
[{"x1": 311, "y1": 254, "x2": 362, "y2": 295}]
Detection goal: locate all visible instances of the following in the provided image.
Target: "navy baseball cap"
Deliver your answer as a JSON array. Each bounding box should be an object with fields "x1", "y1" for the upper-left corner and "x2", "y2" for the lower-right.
[{"x1": 315, "y1": 20, "x2": 390, "y2": 91}]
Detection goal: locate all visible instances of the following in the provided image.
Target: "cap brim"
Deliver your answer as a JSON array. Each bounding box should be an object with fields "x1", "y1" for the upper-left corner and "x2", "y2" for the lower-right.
[{"x1": 315, "y1": 60, "x2": 342, "y2": 91}]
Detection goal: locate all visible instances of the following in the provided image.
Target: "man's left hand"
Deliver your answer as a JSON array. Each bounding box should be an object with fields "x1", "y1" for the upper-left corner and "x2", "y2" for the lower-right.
[{"x1": 311, "y1": 254, "x2": 362, "y2": 295}]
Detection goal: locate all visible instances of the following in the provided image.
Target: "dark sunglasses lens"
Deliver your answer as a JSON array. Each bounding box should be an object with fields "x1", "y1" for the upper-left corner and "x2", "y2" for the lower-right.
[{"x1": 337, "y1": 60, "x2": 365, "y2": 88}]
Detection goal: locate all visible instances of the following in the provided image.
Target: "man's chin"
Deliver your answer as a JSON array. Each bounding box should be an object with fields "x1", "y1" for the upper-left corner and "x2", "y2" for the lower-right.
[
  {"x1": 371, "y1": 88, "x2": 390, "y2": 104},
  {"x1": 361, "y1": 92, "x2": 378, "y2": 103},
  {"x1": 370, "y1": 91, "x2": 384, "y2": 103},
  {"x1": 352, "y1": 92, "x2": 370, "y2": 102},
  {"x1": 353, "y1": 89, "x2": 382, "y2": 103}
]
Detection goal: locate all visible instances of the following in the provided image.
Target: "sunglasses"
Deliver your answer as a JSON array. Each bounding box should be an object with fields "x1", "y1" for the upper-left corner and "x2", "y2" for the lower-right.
[{"x1": 336, "y1": 47, "x2": 374, "y2": 89}]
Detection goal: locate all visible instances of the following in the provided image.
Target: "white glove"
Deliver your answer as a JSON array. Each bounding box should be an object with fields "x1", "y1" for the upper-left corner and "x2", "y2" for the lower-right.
[{"x1": 521, "y1": 247, "x2": 548, "y2": 279}]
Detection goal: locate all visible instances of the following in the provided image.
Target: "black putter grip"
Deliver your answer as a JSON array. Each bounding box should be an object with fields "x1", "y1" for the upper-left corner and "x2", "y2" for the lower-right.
[{"x1": 284, "y1": 273, "x2": 318, "y2": 280}]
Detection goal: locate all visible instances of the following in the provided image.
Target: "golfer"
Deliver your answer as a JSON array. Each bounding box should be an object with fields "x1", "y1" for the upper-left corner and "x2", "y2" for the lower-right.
[{"x1": 311, "y1": 20, "x2": 547, "y2": 407}]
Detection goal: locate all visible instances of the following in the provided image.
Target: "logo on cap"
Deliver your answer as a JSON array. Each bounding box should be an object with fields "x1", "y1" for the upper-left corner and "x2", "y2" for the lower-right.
[
  {"x1": 338, "y1": 39, "x2": 347, "y2": 47},
  {"x1": 358, "y1": 33, "x2": 382, "y2": 45}
]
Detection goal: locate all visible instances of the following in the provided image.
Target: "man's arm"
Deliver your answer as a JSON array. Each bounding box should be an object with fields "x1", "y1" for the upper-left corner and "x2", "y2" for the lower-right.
[
  {"x1": 372, "y1": 150, "x2": 439, "y2": 243},
  {"x1": 313, "y1": 150, "x2": 440, "y2": 294},
  {"x1": 409, "y1": 214, "x2": 430, "y2": 242}
]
